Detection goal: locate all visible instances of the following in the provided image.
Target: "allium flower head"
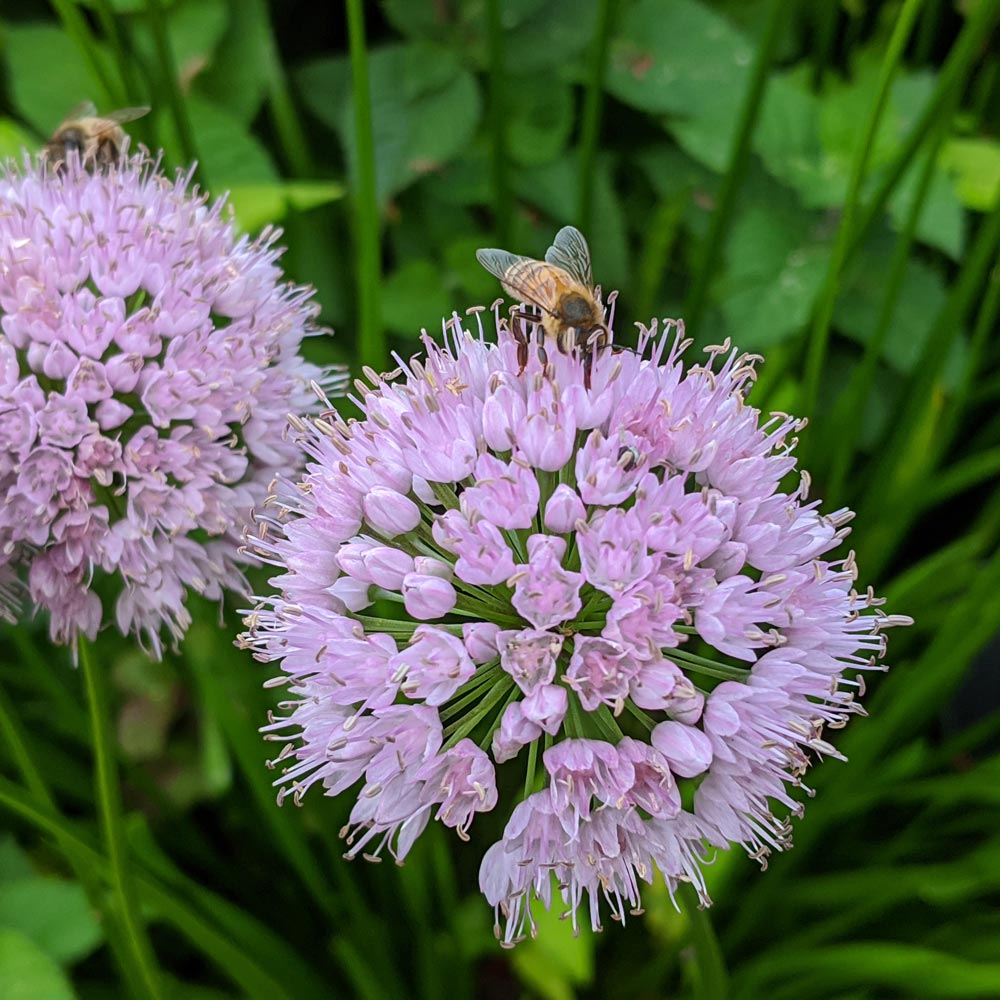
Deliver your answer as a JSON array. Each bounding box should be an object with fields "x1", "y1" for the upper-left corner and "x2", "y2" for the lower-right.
[
  {"x1": 0, "y1": 152, "x2": 342, "y2": 654},
  {"x1": 242, "y1": 298, "x2": 910, "y2": 946}
]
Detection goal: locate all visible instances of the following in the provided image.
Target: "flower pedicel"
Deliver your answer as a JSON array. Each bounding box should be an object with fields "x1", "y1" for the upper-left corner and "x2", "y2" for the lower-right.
[{"x1": 240, "y1": 228, "x2": 910, "y2": 946}]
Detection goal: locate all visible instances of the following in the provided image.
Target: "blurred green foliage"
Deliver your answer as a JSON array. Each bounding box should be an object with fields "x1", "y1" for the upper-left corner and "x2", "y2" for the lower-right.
[{"x1": 1, "y1": 0, "x2": 1000, "y2": 997}]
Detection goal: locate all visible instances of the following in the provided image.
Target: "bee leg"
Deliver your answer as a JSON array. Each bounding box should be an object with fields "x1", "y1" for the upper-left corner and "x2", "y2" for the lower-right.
[
  {"x1": 508, "y1": 308, "x2": 535, "y2": 375},
  {"x1": 95, "y1": 137, "x2": 117, "y2": 170},
  {"x1": 583, "y1": 349, "x2": 594, "y2": 391}
]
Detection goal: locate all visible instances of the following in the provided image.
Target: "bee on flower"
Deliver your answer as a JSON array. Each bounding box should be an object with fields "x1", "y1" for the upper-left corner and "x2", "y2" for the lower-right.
[{"x1": 240, "y1": 228, "x2": 910, "y2": 946}]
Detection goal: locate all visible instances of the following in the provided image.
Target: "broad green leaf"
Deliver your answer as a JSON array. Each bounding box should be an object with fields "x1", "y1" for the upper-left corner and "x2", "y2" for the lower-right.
[
  {"x1": 296, "y1": 44, "x2": 481, "y2": 205},
  {"x1": 887, "y1": 159, "x2": 965, "y2": 259},
  {"x1": 716, "y1": 194, "x2": 831, "y2": 349},
  {"x1": 755, "y1": 70, "x2": 840, "y2": 206},
  {"x1": 381, "y1": 259, "x2": 454, "y2": 336},
  {"x1": 0, "y1": 928, "x2": 75, "y2": 1000},
  {"x1": 834, "y1": 234, "x2": 951, "y2": 374},
  {"x1": 0, "y1": 878, "x2": 101, "y2": 964},
  {"x1": 754, "y1": 49, "x2": 967, "y2": 259},
  {"x1": 504, "y1": 76, "x2": 574, "y2": 167},
  {"x1": 4, "y1": 23, "x2": 106, "y2": 135},
  {"x1": 496, "y1": 0, "x2": 599, "y2": 74},
  {"x1": 168, "y1": 0, "x2": 229, "y2": 89},
  {"x1": 636, "y1": 146, "x2": 717, "y2": 204},
  {"x1": 379, "y1": 0, "x2": 544, "y2": 51},
  {"x1": 607, "y1": 0, "x2": 753, "y2": 120},
  {"x1": 607, "y1": 0, "x2": 755, "y2": 171},
  {"x1": 940, "y1": 137, "x2": 1000, "y2": 211},
  {"x1": 130, "y1": 0, "x2": 229, "y2": 94},
  {"x1": 226, "y1": 181, "x2": 345, "y2": 233},
  {"x1": 195, "y1": 0, "x2": 273, "y2": 122},
  {"x1": 382, "y1": 0, "x2": 594, "y2": 72},
  {"x1": 162, "y1": 96, "x2": 279, "y2": 185}
]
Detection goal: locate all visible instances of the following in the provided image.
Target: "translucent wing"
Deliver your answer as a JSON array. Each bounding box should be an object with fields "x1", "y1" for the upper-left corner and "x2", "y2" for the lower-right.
[
  {"x1": 476, "y1": 247, "x2": 532, "y2": 285},
  {"x1": 476, "y1": 248, "x2": 571, "y2": 318},
  {"x1": 102, "y1": 106, "x2": 151, "y2": 126},
  {"x1": 60, "y1": 101, "x2": 98, "y2": 124},
  {"x1": 545, "y1": 226, "x2": 593, "y2": 289}
]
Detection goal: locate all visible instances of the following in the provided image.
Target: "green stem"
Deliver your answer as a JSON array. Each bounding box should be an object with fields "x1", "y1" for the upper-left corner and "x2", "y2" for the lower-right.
[
  {"x1": 577, "y1": 0, "x2": 615, "y2": 232},
  {"x1": 353, "y1": 615, "x2": 464, "y2": 637},
  {"x1": 811, "y1": 1, "x2": 840, "y2": 90},
  {"x1": 635, "y1": 191, "x2": 689, "y2": 325},
  {"x1": 577, "y1": 587, "x2": 611, "y2": 621},
  {"x1": 486, "y1": 0, "x2": 512, "y2": 244},
  {"x1": 920, "y1": 446, "x2": 1000, "y2": 509},
  {"x1": 260, "y1": 1, "x2": 314, "y2": 177},
  {"x1": 92, "y1": 0, "x2": 146, "y2": 116},
  {"x1": 7, "y1": 630, "x2": 87, "y2": 740},
  {"x1": 443, "y1": 676, "x2": 514, "y2": 747},
  {"x1": 801, "y1": 0, "x2": 925, "y2": 418},
  {"x1": 564, "y1": 690, "x2": 590, "y2": 738},
  {"x1": 680, "y1": 883, "x2": 728, "y2": 1000},
  {"x1": 80, "y1": 638, "x2": 163, "y2": 1000},
  {"x1": 847, "y1": 0, "x2": 1000, "y2": 263},
  {"x1": 0, "y1": 776, "x2": 297, "y2": 1000},
  {"x1": 144, "y1": 0, "x2": 200, "y2": 172},
  {"x1": 621, "y1": 699, "x2": 655, "y2": 733},
  {"x1": 913, "y1": 0, "x2": 943, "y2": 64},
  {"x1": 479, "y1": 685, "x2": 522, "y2": 751},
  {"x1": 684, "y1": 0, "x2": 785, "y2": 335},
  {"x1": 859, "y1": 203, "x2": 1000, "y2": 578},
  {"x1": 0, "y1": 674, "x2": 174, "y2": 998},
  {"x1": 49, "y1": 0, "x2": 121, "y2": 108},
  {"x1": 937, "y1": 224, "x2": 1000, "y2": 453},
  {"x1": 592, "y1": 703, "x2": 625, "y2": 742},
  {"x1": 0, "y1": 682, "x2": 56, "y2": 813},
  {"x1": 824, "y1": 124, "x2": 944, "y2": 498},
  {"x1": 440, "y1": 661, "x2": 504, "y2": 722},
  {"x1": 667, "y1": 647, "x2": 751, "y2": 681},
  {"x1": 346, "y1": 0, "x2": 384, "y2": 368},
  {"x1": 523, "y1": 737, "x2": 539, "y2": 797}
]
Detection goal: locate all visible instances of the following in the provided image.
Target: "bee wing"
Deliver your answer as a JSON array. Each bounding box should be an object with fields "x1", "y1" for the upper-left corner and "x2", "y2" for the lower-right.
[
  {"x1": 477, "y1": 249, "x2": 568, "y2": 317},
  {"x1": 103, "y1": 106, "x2": 151, "y2": 126},
  {"x1": 545, "y1": 226, "x2": 593, "y2": 289},
  {"x1": 53, "y1": 101, "x2": 99, "y2": 133},
  {"x1": 476, "y1": 247, "x2": 531, "y2": 285}
]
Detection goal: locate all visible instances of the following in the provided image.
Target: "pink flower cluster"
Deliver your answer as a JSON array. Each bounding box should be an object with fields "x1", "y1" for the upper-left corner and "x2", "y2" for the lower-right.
[
  {"x1": 0, "y1": 153, "x2": 342, "y2": 654},
  {"x1": 242, "y1": 308, "x2": 908, "y2": 945}
]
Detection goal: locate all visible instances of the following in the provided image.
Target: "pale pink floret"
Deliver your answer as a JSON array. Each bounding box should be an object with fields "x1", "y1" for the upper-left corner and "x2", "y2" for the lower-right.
[
  {"x1": 497, "y1": 627, "x2": 563, "y2": 694},
  {"x1": 509, "y1": 535, "x2": 583, "y2": 629}
]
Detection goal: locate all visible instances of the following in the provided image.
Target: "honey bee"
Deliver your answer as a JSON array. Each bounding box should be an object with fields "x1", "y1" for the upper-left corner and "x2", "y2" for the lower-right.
[
  {"x1": 476, "y1": 226, "x2": 610, "y2": 386},
  {"x1": 43, "y1": 103, "x2": 150, "y2": 172}
]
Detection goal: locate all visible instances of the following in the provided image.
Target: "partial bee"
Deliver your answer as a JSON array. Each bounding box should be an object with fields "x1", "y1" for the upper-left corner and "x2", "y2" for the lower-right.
[
  {"x1": 476, "y1": 226, "x2": 610, "y2": 387},
  {"x1": 43, "y1": 103, "x2": 150, "y2": 172}
]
